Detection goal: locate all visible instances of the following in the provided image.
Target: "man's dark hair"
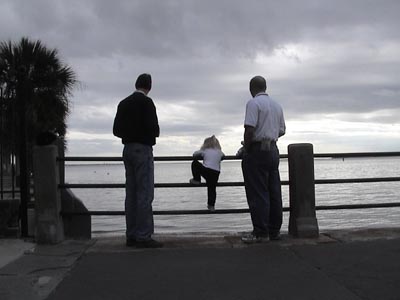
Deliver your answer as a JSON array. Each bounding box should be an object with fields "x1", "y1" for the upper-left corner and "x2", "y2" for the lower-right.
[
  {"x1": 249, "y1": 76, "x2": 267, "y2": 94},
  {"x1": 135, "y1": 73, "x2": 152, "y2": 91}
]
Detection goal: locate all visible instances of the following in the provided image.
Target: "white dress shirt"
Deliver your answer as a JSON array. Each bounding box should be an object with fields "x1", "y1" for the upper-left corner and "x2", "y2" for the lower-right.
[{"x1": 244, "y1": 93, "x2": 286, "y2": 142}]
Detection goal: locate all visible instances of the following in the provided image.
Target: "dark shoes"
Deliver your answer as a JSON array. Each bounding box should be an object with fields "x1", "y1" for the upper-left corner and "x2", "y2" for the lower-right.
[
  {"x1": 136, "y1": 239, "x2": 164, "y2": 248},
  {"x1": 207, "y1": 205, "x2": 215, "y2": 212},
  {"x1": 241, "y1": 233, "x2": 269, "y2": 244},
  {"x1": 269, "y1": 233, "x2": 282, "y2": 241},
  {"x1": 189, "y1": 178, "x2": 201, "y2": 185},
  {"x1": 241, "y1": 232, "x2": 282, "y2": 244},
  {"x1": 126, "y1": 238, "x2": 137, "y2": 247},
  {"x1": 126, "y1": 238, "x2": 163, "y2": 248}
]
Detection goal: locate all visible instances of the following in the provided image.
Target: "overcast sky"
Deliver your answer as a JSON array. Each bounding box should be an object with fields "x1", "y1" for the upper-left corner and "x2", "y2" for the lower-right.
[{"x1": 1, "y1": 0, "x2": 399, "y2": 156}]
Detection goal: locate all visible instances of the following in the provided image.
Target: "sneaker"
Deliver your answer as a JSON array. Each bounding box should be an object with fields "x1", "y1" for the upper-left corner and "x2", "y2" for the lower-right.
[
  {"x1": 241, "y1": 233, "x2": 268, "y2": 244},
  {"x1": 189, "y1": 178, "x2": 201, "y2": 185},
  {"x1": 269, "y1": 233, "x2": 282, "y2": 241},
  {"x1": 126, "y1": 238, "x2": 136, "y2": 247},
  {"x1": 135, "y1": 238, "x2": 163, "y2": 248},
  {"x1": 207, "y1": 205, "x2": 215, "y2": 212}
]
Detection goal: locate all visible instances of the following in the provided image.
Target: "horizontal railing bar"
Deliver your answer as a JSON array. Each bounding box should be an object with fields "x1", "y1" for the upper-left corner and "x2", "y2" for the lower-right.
[
  {"x1": 315, "y1": 177, "x2": 400, "y2": 184},
  {"x1": 61, "y1": 202, "x2": 400, "y2": 216},
  {"x1": 0, "y1": 190, "x2": 20, "y2": 194},
  {"x1": 59, "y1": 177, "x2": 400, "y2": 189},
  {"x1": 316, "y1": 202, "x2": 400, "y2": 210},
  {"x1": 60, "y1": 155, "x2": 242, "y2": 162},
  {"x1": 59, "y1": 181, "x2": 289, "y2": 189},
  {"x1": 59, "y1": 151, "x2": 400, "y2": 162},
  {"x1": 62, "y1": 209, "x2": 252, "y2": 216},
  {"x1": 58, "y1": 182, "x2": 249, "y2": 188},
  {"x1": 314, "y1": 152, "x2": 400, "y2": 158},
  {"x1": 61, "y1": 156, "x2": 121, "y2": 162}
]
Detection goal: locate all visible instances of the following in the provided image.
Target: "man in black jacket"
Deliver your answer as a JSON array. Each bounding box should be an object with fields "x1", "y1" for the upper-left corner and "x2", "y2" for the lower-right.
[{"x1": 113, "y1": 73, "x2": 162, "y2": 248}]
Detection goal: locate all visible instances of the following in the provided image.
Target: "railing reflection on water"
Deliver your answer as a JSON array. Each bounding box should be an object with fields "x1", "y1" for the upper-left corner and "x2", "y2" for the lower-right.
[{"x1": 59, "y1": 152, "x2": 400, "y2": 217}]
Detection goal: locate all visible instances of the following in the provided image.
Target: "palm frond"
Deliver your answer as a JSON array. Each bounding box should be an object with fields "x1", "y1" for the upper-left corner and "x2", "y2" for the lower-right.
[{"x1": 0, "y1": 36, "x2": 77, "y2": 145}]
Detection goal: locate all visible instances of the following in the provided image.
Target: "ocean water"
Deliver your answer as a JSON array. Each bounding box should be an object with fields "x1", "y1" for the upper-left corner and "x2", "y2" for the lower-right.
[{"x1": 65, "y1": 157, "x2": 400, "y2": 236}]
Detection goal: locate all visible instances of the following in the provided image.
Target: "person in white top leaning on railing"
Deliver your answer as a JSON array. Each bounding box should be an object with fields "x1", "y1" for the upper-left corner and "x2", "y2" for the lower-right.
[{"x1": 190, "y1": 135, "x2": 225, "y2": 211}]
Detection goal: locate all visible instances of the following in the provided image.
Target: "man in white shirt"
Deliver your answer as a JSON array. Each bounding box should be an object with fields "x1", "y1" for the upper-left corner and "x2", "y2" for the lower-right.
[{"x1": 241, "y1": 76, "x2": 286, "y2": 243}]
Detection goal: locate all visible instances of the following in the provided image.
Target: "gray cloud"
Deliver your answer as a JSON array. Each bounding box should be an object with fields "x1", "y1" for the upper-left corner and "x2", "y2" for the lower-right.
[
  {"x1": 4, "y1": 0, "x2": 400, "y2": 58},
  {"x1": 1, "y1": 0, "x2": 399, "y2": 155}
]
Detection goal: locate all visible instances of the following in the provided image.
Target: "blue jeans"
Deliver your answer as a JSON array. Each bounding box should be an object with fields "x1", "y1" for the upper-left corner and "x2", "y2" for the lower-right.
[
  {"x1": 241, "y1": 144, "x2": 282, "y2": 237},
  {"x1": 123, "y1": 143, "x2": 154, "y2": 241}
]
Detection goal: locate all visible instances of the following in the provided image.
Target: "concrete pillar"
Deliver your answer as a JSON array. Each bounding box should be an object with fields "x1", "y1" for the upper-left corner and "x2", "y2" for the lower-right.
[
  {"x1": 33, "y1": 145, "x2": 64, "y2": 244},
  {"x1": 288, "y1": 143, "x2": 319, "y2": 238}
]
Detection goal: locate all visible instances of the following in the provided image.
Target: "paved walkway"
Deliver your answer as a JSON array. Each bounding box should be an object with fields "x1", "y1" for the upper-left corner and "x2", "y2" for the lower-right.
[{"x1": 1, "y1": 228, "x2": 400, "y2": 300}]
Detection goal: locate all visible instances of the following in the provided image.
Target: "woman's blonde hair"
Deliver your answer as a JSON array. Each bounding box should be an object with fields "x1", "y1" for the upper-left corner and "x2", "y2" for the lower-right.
[{"x1": 201, "y1": 135, "x2": 221, "y2": 150}]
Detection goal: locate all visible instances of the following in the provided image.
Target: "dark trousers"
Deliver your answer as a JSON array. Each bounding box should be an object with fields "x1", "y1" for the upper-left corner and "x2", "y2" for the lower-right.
[
  {"x1": 241, "y1": 143, "x2": 282, "y2": 237},
  {"x1": 123, "y1": 143, "x2": 154, "y2": 241},
  {"x1": 191, "y1": 160, "x2": 220, "y2": 206}
]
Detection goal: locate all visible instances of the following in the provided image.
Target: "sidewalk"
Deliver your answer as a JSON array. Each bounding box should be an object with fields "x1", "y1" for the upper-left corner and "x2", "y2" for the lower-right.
[{"x1": 1, "y1": 228, "x2": 400, "y2": 300}]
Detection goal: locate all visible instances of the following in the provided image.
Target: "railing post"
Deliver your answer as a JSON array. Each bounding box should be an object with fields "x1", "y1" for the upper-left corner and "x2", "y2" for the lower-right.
[
  {"x1": 33, "y1": 144, "x2": 64, "y2": 243},
  {"x1": 57, "y1": 138, "x2": 65, "y2": 185},
  {"x1": 288, "y1": 143, "x2": 319, "y2": 238},
  {"x1": 16, "y1": 77, "x2": 31, "y2": 237}
]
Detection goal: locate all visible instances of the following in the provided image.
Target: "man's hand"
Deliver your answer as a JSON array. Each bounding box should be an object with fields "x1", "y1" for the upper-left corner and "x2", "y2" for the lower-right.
[{"x1": 243, "y1": 125, "x2": 255, "y2": 150}]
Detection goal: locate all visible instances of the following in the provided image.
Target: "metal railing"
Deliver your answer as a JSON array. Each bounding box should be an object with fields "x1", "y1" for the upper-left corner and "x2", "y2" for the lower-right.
[
  {"x1": 59, "y1": 152, "x2": 400, "y2": 216},
  {"x1": 0, "y1": 87, "x2": 18, "y2": 201}
]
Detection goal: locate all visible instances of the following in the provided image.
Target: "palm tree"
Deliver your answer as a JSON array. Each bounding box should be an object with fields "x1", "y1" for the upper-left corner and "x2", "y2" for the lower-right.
[
  {"x1": 0, "y1": 37, "x2": 77, "y2": 146},
  {"x1": 0, "y1": 36, "x2": 77, "y2": 198},
  {"x1": 0, "y1": 37, "x2": 77, "y2": 235}
]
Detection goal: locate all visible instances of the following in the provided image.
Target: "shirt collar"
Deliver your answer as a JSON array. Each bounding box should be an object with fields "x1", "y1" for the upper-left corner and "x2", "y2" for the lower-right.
[
  {"x1": 255, "y1": 92, "x2": 268, "y2": 97},
  {"x1": 135, "y1": 89, "x2": 147, "y2": 95}
]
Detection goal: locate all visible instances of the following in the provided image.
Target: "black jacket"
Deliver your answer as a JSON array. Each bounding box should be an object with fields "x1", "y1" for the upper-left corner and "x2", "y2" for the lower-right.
[{"x1": 113, "y1": 92, "x2": 160, "y2": 146}]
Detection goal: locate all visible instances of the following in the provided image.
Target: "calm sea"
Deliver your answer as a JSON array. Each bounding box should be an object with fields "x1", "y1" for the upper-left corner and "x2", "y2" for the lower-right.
[{"x1": 65, "y1": 157, "x2": 400, "y2": 236}]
